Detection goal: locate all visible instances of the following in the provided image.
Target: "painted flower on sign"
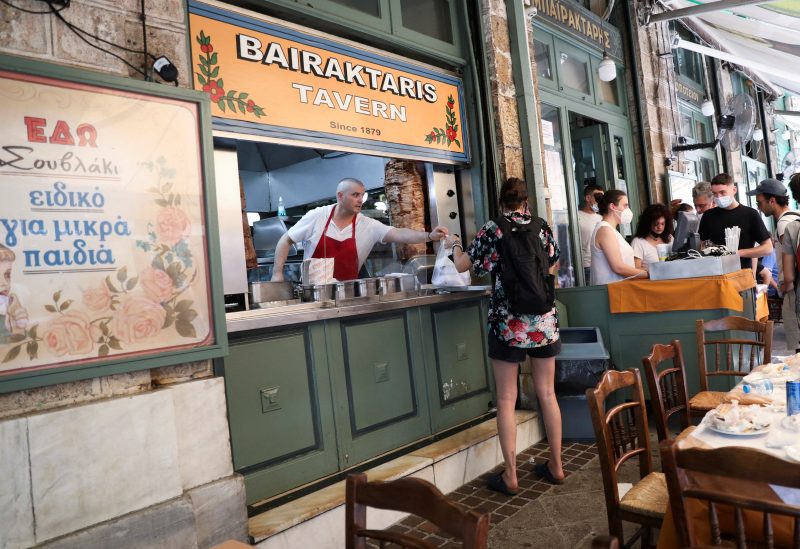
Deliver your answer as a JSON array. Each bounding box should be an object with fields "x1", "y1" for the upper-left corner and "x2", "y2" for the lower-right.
[
  {"x1": 195, "y1": 31, "x2": 266, "y2": 118},
  {"x1": 156, "y1": 207, "x2": 190, "y2": 247},
  {"x1": 112, "y1": 295, "x2": 167, "y2": 345},
  {"x1": 424, "y1": 94, "x2": 461, "y2": 148},
  {"x1": 41, "y1": 311, "x2": 100, "y2": 357},
  {"x1": 82, "y1": 284, "x2": 112, "y2": 312}
]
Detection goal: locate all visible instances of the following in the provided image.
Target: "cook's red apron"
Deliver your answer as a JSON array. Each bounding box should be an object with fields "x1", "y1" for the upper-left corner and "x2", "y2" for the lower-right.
[{"x1": 311, "y1": 207, "x2": 358, "y2": 281}]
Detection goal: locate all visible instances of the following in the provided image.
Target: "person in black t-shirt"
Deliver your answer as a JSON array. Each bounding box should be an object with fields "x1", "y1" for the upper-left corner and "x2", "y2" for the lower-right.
[{"x1": 698, "y1": 173, "x2": 772, "y2": 270}]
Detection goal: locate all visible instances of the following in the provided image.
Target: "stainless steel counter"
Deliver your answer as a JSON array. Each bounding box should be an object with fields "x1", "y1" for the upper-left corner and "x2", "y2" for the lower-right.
[{"x1": 226, "y1": 290, "x2": 490, "y2": 332}]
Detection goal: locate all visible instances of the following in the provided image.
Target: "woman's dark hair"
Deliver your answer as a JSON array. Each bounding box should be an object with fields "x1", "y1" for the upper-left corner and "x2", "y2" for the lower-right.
[
  {"x1": 499, "y1": 177, "x2": 528, "y2": 211},
  {"x1": 634, "y1": 203, "x2": 673, "y2": 242},
  {"x1": 598, "y1": 189, "x2": 627, "y2": 215}
]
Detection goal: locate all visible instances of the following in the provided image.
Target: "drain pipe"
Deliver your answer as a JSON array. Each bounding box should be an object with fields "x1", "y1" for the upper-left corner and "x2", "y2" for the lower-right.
[{"x1": 624, "y1": 0, "x2": 653, "y2": 206}]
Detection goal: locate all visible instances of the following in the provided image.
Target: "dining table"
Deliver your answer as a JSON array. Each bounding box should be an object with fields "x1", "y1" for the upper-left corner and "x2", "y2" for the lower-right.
[{"x1": 656, "y1": 357, "x2": 800, "y2": 549}]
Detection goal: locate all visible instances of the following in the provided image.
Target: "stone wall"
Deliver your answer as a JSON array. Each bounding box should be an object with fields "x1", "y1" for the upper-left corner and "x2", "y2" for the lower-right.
[
  {"x1": 480, "y1": 0, "x2": 526, "y2": 184},
  {"x1": 627, "y1": 3, "x2": 684, "y2": 205},
  {"x1": 0, "y1": 1, "x2": 246, "y2": 546}
]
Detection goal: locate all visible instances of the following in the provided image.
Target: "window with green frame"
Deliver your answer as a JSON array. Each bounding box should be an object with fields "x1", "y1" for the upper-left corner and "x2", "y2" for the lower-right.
[
  {"x1": 304, "y1": 0, "x2": 461, "y2": 57},
  {"x1": 672, "y1": 30, "x2": 704, "y2": 87}
]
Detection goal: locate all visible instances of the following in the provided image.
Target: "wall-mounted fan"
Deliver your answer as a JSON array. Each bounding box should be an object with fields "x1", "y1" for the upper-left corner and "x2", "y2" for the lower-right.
[
  {"x1": 674, "y1": 93, "x2": 756, "y2": 152},
  {"x1": 782, "y1": 151, "x2": 800, "y2": 181}
]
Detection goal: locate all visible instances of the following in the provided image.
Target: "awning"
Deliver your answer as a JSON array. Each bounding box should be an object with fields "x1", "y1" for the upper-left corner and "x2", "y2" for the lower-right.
[{"x1": 644, "y1": 1, "x2": 800, "y2": 96}]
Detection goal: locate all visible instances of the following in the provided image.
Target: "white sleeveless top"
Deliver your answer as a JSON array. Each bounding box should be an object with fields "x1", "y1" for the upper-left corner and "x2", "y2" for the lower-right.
[{"x1": 590, "y1": 221, "x2": 635, "y2": 285}]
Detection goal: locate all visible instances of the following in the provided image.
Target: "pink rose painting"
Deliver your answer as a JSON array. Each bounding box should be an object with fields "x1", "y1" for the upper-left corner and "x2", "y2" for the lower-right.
[
  {"x1": 42, "y1": 311, "x2": 100, "y2": 357},
  {"x1": 112, "y1": 295, "x2": 167, "y2": 345},
  {"x1": 2, "y1": 162, "x2": 202, "y2": 365},
  {"x1": 155, "y1": 207, "x2": 190, "y2": 247},
  {"x1": 140, "y1": 267, "x2": 175, "y2": 303},
  {"x1": 82, "y1": 284, "x2": 112, "y2": 312}
]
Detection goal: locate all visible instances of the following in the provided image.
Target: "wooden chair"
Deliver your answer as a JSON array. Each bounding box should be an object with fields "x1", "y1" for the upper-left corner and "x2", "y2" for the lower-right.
[
  {"x1": 586, "y1": 369, "x2": 668, "y2": 548},
  {"x1": 660, "y1": 441, "x2": 800, "y2": 548},
  {"x1": 691, "y1": 316, "x2": 773, "y2": 417},
  {"x1": 642, "y1": 339, "x2": 690, "y2": 442},
  {"x1": 345, "y1": 473, "x2": 489, "y2": 549}
]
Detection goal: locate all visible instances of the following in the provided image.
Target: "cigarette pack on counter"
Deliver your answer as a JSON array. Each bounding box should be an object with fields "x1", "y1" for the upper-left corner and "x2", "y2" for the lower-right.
[{"x1": 648, "y1": 254, "x2": 740, "y2": 280}]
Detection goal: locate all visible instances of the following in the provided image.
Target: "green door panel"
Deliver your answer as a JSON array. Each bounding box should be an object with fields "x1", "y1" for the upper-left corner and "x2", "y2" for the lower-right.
[
  {"x1": 327, "y1": 311, "x2": 431, "y2": 467},
  {"x1": 222, "y1": 325, "x2": 338, "y2": 503},
  {"x1": 422, "y1": 299, "x2": 493, "y2": 432}
]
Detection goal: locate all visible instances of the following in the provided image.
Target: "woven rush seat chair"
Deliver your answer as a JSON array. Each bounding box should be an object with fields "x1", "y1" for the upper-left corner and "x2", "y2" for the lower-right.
[
  {"x1": 660, "y1": 442, "x2": 800, "y2": 548},
  {"x1": 345, "y1": 472, "x2": 489, "y2": 549},
  {"x1": 690, "y1": 316, "x2": 773, "y2": 417},
  {"x1": 642, "y1": 340, "x2": 691, "y2": 442},
  {"x1": 587, "y1": 369, "x2": 668, "y2": 548}
]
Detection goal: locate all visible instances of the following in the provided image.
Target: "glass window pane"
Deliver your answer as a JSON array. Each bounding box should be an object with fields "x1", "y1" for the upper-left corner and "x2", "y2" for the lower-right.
[
  {"x1": 559, "y1": 52, "x2": 589, "y2": 94},
  {"x1": 330, "y1": 0, "x2": 380, "y2": 17},
  {"x1": 613, "y1": 136, "x2": 626, "y2": 181},
  {"x1": 695, "y1": 119, "x2": 707, "y2": 142},
  {"x1": 534, "y1": 39, "x2": 553, "y2": 81},
  {"x1": 540, "y1": 103, "x2": 576, "y2": 288},
  {"x1": 680, "y1": 113, "x2": 693, "y2": 139},
  {"x1": 598, "y1": 77, "x2": 619, "y2": 105},
  {"x1": 400, "y1": 0, "x2": 453, "y2": 44}
]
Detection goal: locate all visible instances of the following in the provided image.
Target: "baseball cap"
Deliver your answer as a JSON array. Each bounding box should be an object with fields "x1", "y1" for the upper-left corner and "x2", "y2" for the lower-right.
[{"x1": 746, "y1": 178, "x2": 788, "y2": 197}]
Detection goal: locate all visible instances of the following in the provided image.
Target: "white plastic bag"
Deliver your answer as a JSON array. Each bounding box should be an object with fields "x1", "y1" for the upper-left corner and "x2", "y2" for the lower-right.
[{"x1": 431, "y1": 242, "x2": 471, "y2": 287}]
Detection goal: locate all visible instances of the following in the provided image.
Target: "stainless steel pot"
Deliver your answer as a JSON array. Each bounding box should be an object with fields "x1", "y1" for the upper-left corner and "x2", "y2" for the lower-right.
[
  {"x1": 312, "y1": 283, "x2": 337, "y2": 301},
  {"x1": 249, "y1": 281, "x2": 294, "y2": 303},
  {"x1": 388, "y1": 273, "x2": 417, "y2": 292},
  {"x1": 358, "y1": 278, "x2": 379, "y2": 297},
  {"x1": 336, "y1": 281, "x2": 358, "y2": 300},
  {"x1": 377, "y1": 276, "x2": 399, "y2": 295}
]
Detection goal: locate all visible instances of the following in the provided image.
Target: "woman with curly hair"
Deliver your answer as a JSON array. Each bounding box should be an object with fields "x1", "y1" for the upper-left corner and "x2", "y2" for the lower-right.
[{"x1": 631, "y1": 203, "x2": 674, "y2": 269}]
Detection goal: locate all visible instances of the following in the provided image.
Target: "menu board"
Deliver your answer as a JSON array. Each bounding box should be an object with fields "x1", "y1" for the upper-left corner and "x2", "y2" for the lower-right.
[{"x1": 0, "y1": 68, "x2": 217, "y2": 379}]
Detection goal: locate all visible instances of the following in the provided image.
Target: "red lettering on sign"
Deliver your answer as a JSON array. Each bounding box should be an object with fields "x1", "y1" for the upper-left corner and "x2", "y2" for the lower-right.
[
  {"x1": 24, "y1": 116, "x2": 47, "y2": 143},
  {"x1": 49, "y1": 120, "x2": 75, "y2": 146},
  {"x1": 76, "y1": 124, "x2": 98, "y2": 147}
]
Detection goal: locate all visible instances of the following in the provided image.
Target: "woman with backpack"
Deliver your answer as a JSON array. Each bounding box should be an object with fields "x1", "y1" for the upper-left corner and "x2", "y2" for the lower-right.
[{"x1": 449, "y1": 177, "x2": 565, "y2": 495}]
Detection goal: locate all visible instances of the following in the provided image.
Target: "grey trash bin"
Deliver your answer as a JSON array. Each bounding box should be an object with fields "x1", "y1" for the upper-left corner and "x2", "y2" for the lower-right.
[{"x1": 555, "y1": 327, "x2": 611, "y2": 441}]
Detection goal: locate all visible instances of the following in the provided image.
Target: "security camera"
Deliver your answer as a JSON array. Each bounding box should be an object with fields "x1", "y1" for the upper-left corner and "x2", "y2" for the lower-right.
[{"x1": 152, "y1": 56, "x2": 178, "y2": 83}]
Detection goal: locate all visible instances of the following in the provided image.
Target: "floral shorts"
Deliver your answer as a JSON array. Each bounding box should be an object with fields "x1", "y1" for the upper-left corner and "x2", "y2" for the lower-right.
[{"x1": 487, "y1": 333, "x2": 561, "y2": 362}]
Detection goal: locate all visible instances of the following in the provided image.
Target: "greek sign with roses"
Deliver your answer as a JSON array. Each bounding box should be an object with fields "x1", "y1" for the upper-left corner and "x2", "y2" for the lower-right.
[
  {"x1": 2, "y1": 159, "x2": 202, "y2": 364},
  {"x1": 423, "y1": 94, "x2": 461, "y2": 148}
]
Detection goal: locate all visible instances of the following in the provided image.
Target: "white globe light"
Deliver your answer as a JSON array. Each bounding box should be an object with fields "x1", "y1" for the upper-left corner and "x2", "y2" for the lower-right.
[
  {"x1": 701, "y1": 97, "x2": 715, "y2": 117},
  {"x1": 752, "y1": 128, "x2": 763, "y2": 142},
  {"x1": 598, "y1": 53, "x2": 616, "y2": 82}
]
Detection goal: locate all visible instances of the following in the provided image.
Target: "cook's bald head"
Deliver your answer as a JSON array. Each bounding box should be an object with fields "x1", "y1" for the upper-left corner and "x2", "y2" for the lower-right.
[{"x1": 337, "y1": 178, "x2": 365, "y2": 194}]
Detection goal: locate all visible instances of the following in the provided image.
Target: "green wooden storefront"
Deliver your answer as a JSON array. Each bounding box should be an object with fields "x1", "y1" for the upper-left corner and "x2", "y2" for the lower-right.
[{"x1": 219, "y1": 293, "x2": 493, "y2": 504}]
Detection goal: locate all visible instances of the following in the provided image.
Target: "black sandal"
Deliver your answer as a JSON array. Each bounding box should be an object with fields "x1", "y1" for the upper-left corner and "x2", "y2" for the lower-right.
[
  {"x1": 487, "y1": 471, "x2": 518, "y2": 496},
  {"x1": 533, "y1": 461, "x2": 564, "y2": 485}
]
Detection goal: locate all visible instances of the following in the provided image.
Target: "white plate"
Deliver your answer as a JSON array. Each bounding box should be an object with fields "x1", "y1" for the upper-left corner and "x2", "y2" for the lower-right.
[
  {"x1": 709, "y1": 423, "x2": 771, "y2": 436},
  {"x1": 786, "y1": 446, "x2": 800, "y2": 463}
]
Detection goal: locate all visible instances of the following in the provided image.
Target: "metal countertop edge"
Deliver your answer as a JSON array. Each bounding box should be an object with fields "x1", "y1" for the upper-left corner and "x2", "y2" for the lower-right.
[{"x1": 225, "y1": 291, "x2": 490, "y2": 333}]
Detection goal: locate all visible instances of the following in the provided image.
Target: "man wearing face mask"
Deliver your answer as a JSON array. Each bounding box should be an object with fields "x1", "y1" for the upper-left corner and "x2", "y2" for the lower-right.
[
  {"x1": 698, "y1": 173, "x2": 772, "y2": 270},
  {"x1": 577, "y1": 185, "x2": 603, "y2": 284}
]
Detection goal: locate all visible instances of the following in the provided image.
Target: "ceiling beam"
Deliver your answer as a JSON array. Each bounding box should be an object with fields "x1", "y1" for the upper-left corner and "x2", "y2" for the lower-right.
[{"x1": 648, "y1": 0, "x2": 775, "y2": 25}]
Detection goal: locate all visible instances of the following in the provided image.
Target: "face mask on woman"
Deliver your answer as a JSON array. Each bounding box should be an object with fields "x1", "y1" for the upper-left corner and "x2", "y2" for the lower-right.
[
  {"x1": 613, "y1": 206, "x2": 633, "y2": 225},
  {"x1": 715, "y1": 195, "x2": 733, "y2": 209}
]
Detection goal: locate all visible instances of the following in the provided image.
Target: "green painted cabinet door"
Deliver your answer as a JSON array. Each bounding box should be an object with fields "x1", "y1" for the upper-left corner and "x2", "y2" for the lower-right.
[
  {"x1": 222, "y1": 325, "x2": 338, "y2": 504},
  {"x1": 422, "y1": 298, "x2": 493, "y2": 432},
  {"x1": 326, "y1": 310, "x2": 431, "y2": 467}
]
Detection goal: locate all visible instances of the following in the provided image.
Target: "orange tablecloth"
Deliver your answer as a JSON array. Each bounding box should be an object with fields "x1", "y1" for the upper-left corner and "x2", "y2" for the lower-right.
[
  {"x1": 606, "y1": 269, "x2": 756, "y2": 314},
  {"x1": 756, "y1": 291, "x2": 769, "y2": 321}
]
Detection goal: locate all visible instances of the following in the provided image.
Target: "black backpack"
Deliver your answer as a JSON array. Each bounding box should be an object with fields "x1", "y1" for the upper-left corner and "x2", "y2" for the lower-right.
[{"x1": 493, "y1": 215, "x2": 555, "y2": 315}]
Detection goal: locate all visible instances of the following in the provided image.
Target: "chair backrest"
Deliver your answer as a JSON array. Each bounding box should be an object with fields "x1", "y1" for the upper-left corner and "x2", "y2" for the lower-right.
[
  {"x1": 695, "y1": 316, "x2": 773, "y2": 392},
  {"x1": 586, "y1": 369, "x2": 653, "y2": 520},
  {"x1": 660, "y1": 441, "x2": 800, "y2": 549},
  {"x1": 345, "y1": 473, "x2": 489, "y2": 549},
  {"x1": 642, "y1": 340, "x2": 690, "y2": 442}
]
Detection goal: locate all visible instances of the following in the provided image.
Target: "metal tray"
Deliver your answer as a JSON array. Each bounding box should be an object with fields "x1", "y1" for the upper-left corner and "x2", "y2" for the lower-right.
[
  {"x1": 423, "y1": 284, "x2": 491, "y2": 292},
  {"x1": 648, "y1": 254, "x2": 740, "y2": 281}
]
